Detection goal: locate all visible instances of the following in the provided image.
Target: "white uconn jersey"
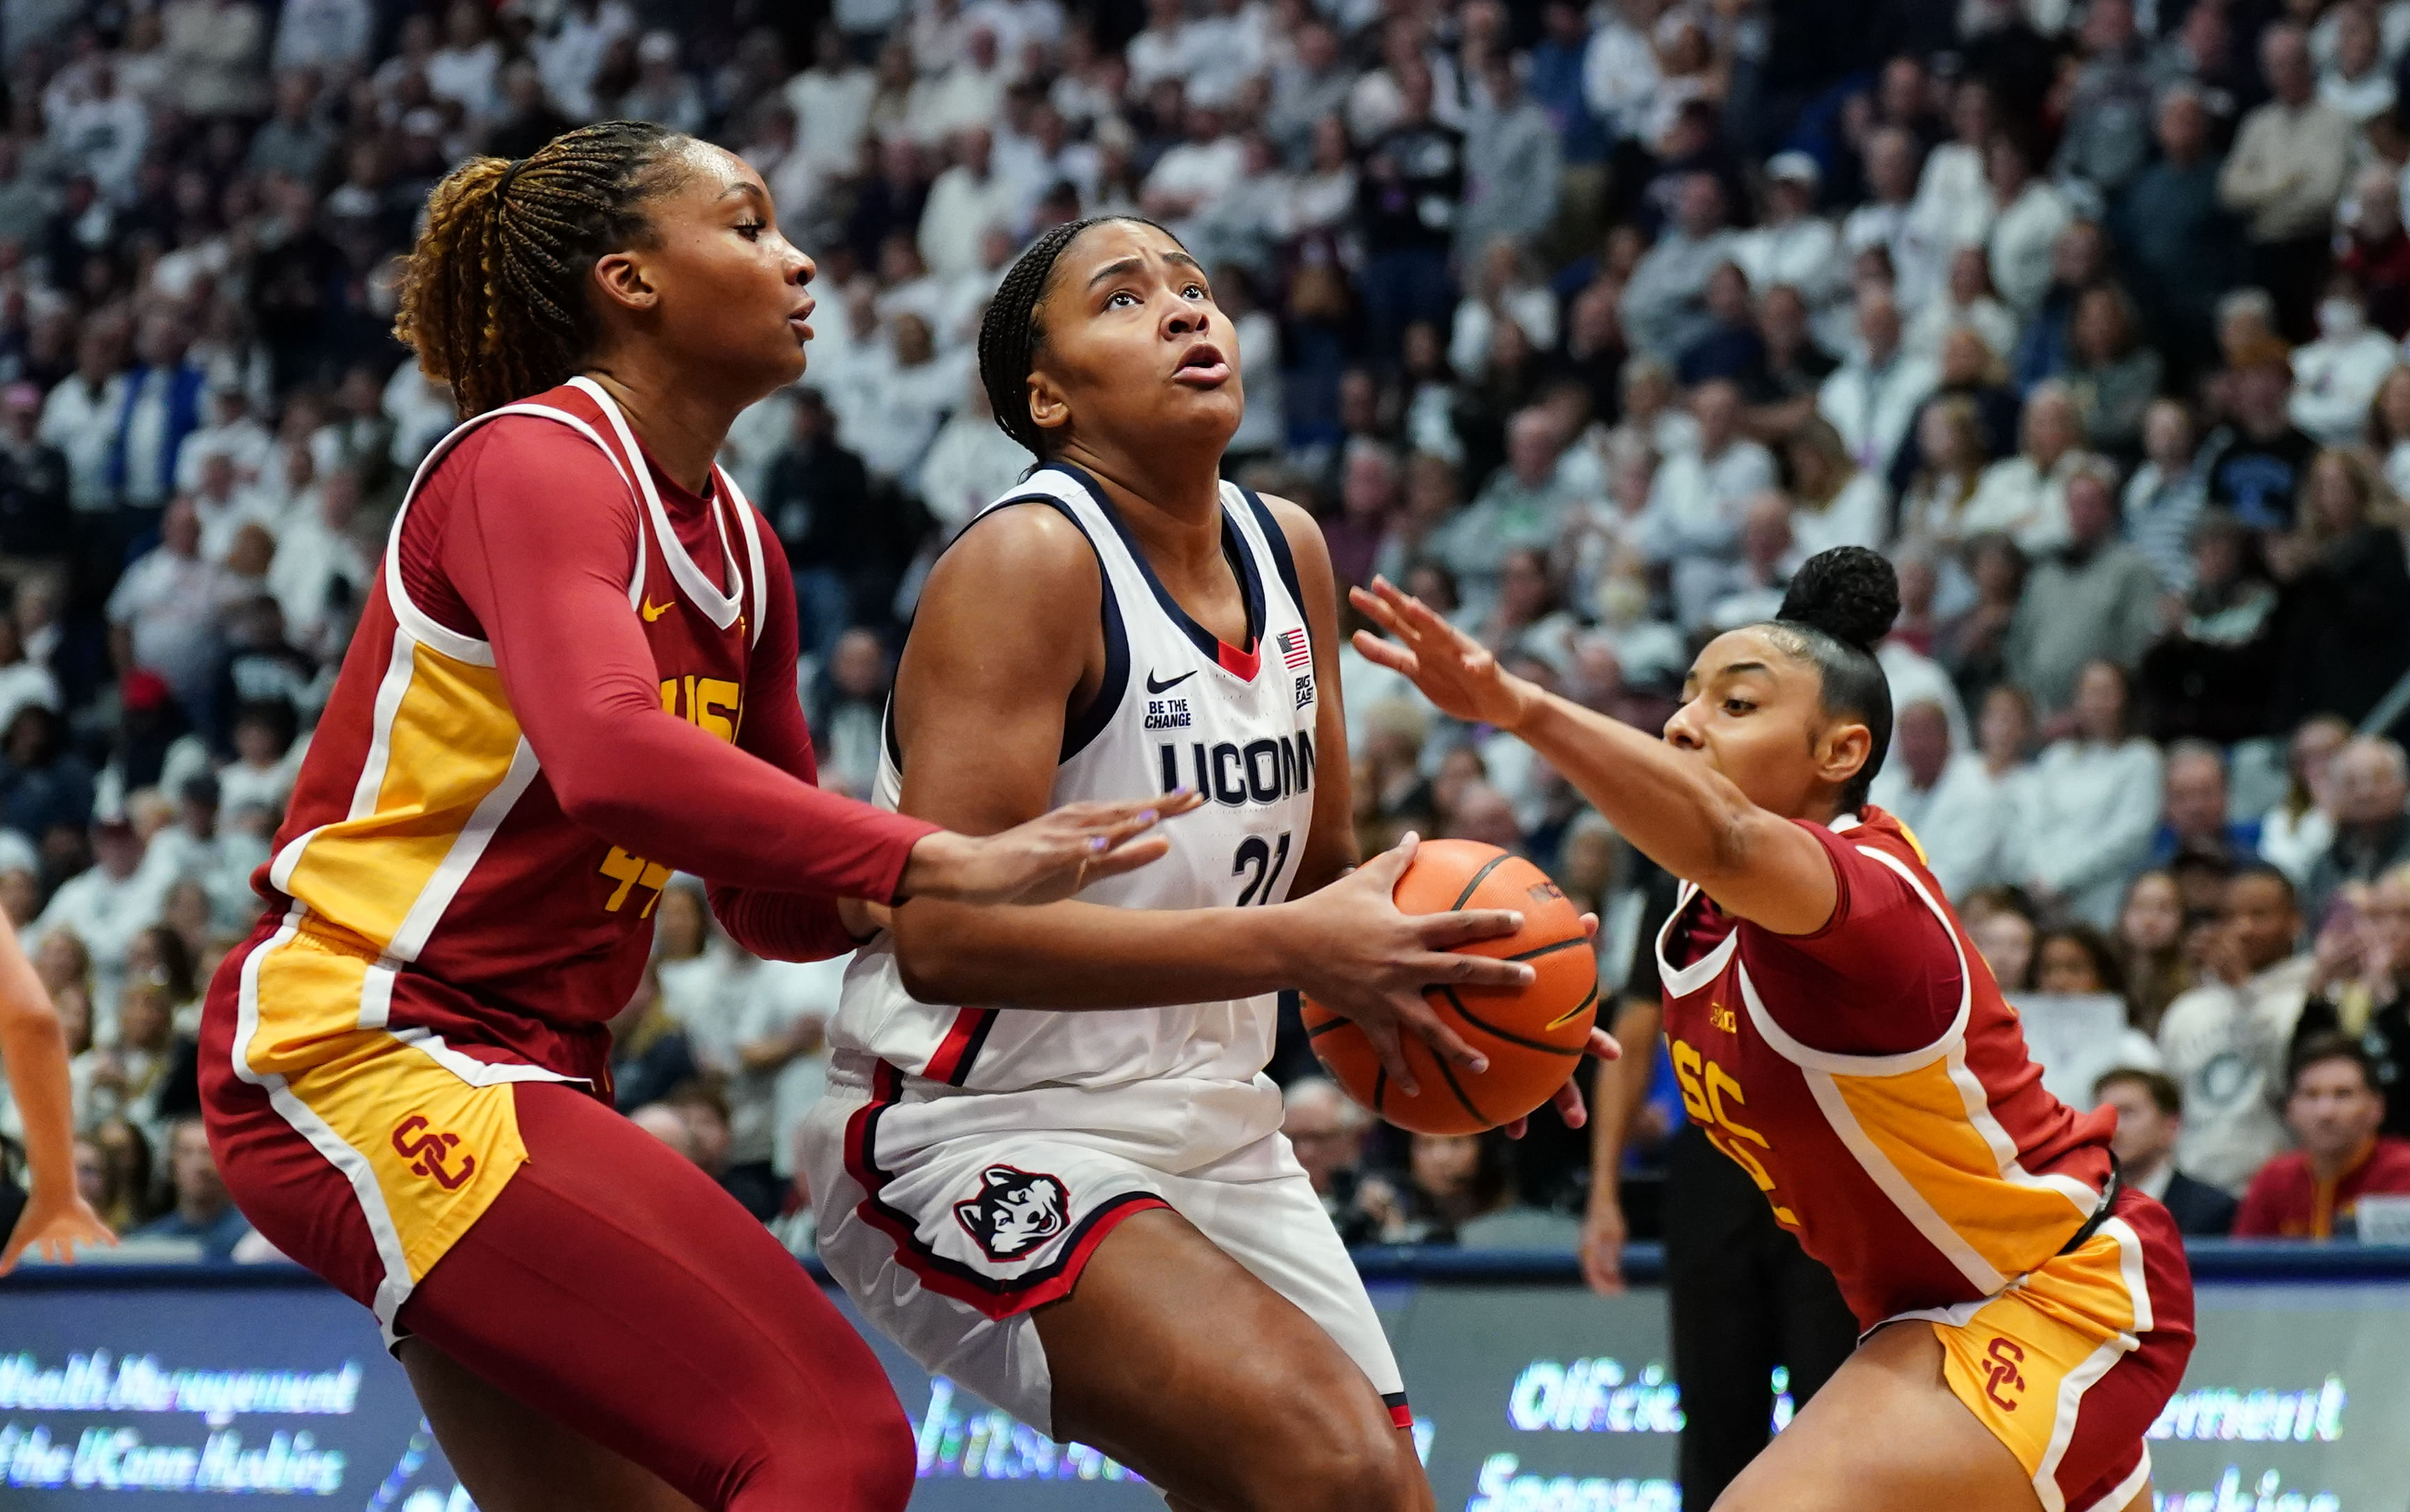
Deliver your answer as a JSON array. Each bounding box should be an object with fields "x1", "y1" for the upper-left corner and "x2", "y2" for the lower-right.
[{"x1": 834, "y1": 463, "x2": 1319, "y2": 1106}]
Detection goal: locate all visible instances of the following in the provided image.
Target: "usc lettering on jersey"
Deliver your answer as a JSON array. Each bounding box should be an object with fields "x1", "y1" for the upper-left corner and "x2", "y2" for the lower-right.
[{"x1": 1655, "y1": 809, "x2": 2116, "y2": 1328}]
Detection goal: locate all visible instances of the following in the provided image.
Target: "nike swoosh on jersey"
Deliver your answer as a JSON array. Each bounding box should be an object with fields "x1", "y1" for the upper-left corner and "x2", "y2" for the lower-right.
[
  {"x1": 1146, "y1": 670, "x2": 1198, "y2": 694},
  {"x1": 641, "y1": 598, "x2": 671, "y2": 621}
]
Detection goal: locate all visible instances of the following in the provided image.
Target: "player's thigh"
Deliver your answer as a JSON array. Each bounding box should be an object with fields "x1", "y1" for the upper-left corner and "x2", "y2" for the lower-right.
[
  {"x1": 399, "y1": 1337, "x2": 704, "y2": 1512},
  {"x1": 402, "y1": 1082, "x2": 914, "y2": 1512},
  {"x1": 1034, "y1": 1206, "x2": 1429, "y2": 1512},
  {"x1": 1710, "y1": 1321, "x2": 2042, "y2": 1512}
]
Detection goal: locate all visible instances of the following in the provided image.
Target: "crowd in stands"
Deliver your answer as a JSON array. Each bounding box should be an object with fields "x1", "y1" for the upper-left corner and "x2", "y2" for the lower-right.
[{"x1": 6, "y1": 0, "x2": 2410, "y2": 1260}]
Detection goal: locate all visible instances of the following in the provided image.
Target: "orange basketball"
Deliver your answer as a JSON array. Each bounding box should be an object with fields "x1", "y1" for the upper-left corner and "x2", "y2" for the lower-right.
[{"x1": 1301, "y1": 839, "x2": 1599, "y2": 1135}]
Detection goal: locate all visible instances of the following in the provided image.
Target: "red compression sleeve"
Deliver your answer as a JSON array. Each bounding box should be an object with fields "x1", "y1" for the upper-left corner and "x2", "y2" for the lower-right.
[
  {"x1": 707, "y1": 529, "x2": 873, "y2": 962},
  {"x1": 432, "y1": 420, "x2": 938, "y2": 903}
]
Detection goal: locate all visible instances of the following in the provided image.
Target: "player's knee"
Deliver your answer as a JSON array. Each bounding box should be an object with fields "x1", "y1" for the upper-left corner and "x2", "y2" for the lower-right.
[
  {"x1": 738, "y1": 1394, "x2": 914, "y2": 1512},
  {"x1": 1247, "y1": 1406, "x2": 1416, "y2": 1512}
]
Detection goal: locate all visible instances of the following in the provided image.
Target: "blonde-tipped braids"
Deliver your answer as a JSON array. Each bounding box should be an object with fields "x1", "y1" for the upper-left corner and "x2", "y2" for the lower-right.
[{"x1": 393, "y1": 120, "x2": 690, "y2": 418}]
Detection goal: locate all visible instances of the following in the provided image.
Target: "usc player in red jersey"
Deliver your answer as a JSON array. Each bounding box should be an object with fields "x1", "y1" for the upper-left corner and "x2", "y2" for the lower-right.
[
  {"x1": 197, "y1": 122, "x2": 1191, "y2": 1512},
  {"x1": 1354, "y1": 547, "x2": 2194, "y2": 1512}
]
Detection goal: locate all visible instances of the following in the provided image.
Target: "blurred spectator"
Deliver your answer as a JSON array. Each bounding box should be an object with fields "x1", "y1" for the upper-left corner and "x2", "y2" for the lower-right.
[
  {"x1": 2002, "y1": 468, "x2": 2161, "y2": 718},
  {"x1": 1967, "y1": 889, "x2": 2038, "y2": 992},
  {"x1": 2061, "y1": 286, "x2": 2159, "y2": 458},
  {"x1": 2288, "y1": 278, "x2": 2397, "y2": 445},
  {"x1": 2122, "y1": 399, "x2": 2207, "y2": 594},
  {"x1": 1429, "y1": 408, "x2": 1585, "y2": 622},
  {"x1": 1983, "y1": 133, "x2": 2070, "y2": 317},
  {"x1": 1781, "y1": 418, "x2": 1885, "y2": 562},
  {"x1": 1622, "y1": 172, "x2": 1731, "y2": 363},
  {"x1": 106, "y1": 499, "x2": 223, "y2": 720},
  {"x1": 271, "y1": 0, "x2": 372, "y2": 77},
  {"x1": 2092, "y1": 1066, "x2": 2237, "y2": 1236},
  {"x1": 2316, "y1": 1, "x2": 2394, "y2": 122},
  {"x1": 765, "y1": 388, "x2": 899, "y2": 662},
  {"x1": 2217, "y1": 24, "x2": 2352, "y2": 341},
  {"x1": 2017, "y1": 660, "x2": 2164, "y2": 927},
  {"x1": 2301, "y1": 738, "x2": 2410, "y2": 929},
  {"x1": 2270, "y1": 450, "x2": 2410, "y2": 733},
  {"x1": 2158, "y1": 865, "x2": 2314, "y2": 1193},
  {"x1": 1281, "y1": 1076, "x2": 1381, "y2": 1246},
  {"x1": 1358, "y1": 1129, "x2": 1514, "y2": 1245},
  {"x1": 2338, "y1": 169, "x2": 2410, "y2": 339},
  {"x1": 80, "y1": 1116, "x2": 152, "y2": 1233},
  {"x1": 2260, "y1": 715, "x2": 2352, "y2": 886},
  {"x1": 1818, "y1": 289, "x2": 1937, "y2": 479},
  {"x1": 2116, "y1": 86, "x2": 2242, "y2": 379},
  {"x1": 1963, "y1": 383, "x2": 2091, "y2": 554},
  {"x1": 2115, "y1": 869, "x2": 2195, "y2": 1036},
  {"x1": 132, "y1": 1115, "x2": 253, "y2": 1258},
  {"x1": 810, "y1": 630, "x2": 890, "y2": 799},
  {"x1": 1457, "y1": 54, "x2": 1560, "y2": 263},
  {"x1": 2054, "y1": 0, "x2": 2153, "y2": 197},
  {"x1": 2202, "y1": 338, "x2": 2317, "y2": 532},
  {"x1": 2292, "y1": 862, "x2": 2410, "y2": 1138},
  {"x1": 1356, "y1": 61, "x2": 1463, "y2": 363},
  {"x1": 2151, "y1": 740, "x2": 2262, "y2": 869},
  {"x1": 2138, "y1": 511, "x2": 2283, "y2": 745},
  {"x1": 2233, "y1": 1035, "x2": 2410, "y2": 1238},
  {"x1": 1866, "y1": 697, "x2": 2009, "y2": 901}
]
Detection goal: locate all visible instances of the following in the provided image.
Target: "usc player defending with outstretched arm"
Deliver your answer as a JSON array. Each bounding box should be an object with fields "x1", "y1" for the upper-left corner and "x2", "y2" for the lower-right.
[
  {"x1": 1354, "y1": 547, "x2": 2194, "y2": 1512},
  {"x1": 198, "y1": 123, "x2": 1184, "y2": 1512}
]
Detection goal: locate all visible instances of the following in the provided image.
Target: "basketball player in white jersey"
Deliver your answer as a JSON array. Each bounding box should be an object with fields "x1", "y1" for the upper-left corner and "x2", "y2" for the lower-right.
[{"x1": 800, "y1": 218, "x2": 1614, "y2": 1509}]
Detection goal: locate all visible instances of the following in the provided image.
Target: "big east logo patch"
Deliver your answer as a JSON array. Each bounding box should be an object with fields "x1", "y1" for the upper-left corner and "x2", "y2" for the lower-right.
[{"x1": 953, "y1": 1164, "x2": 1071, "y2": 1260}]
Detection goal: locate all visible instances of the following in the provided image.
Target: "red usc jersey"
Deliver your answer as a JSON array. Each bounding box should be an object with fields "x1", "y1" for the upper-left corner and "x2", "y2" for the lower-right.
[
  {"x1": 251, "y1": 379, "x2": 767, "y2": 1084},
  {"x1": 1655, "y1": 809, "x2": 2116, "y2": 1328}
]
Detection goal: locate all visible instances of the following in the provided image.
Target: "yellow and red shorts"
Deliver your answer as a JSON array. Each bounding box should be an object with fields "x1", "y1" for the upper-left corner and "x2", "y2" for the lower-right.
[
  {"x1": 197, "y1": 912, "x2": 579, "y2": 1344},
  {"x1": 1889, "y1": 1189, "x2": 2195, "y2": 1512}
]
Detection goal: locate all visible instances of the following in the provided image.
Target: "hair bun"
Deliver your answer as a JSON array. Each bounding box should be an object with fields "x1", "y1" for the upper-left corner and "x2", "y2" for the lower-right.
[{"x1": 1777, "y1": 547, "x2": 1900, "y2": 655}]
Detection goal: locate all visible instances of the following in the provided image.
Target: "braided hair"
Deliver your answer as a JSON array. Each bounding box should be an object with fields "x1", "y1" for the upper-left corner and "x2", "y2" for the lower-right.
[
  {"x1": 393, "y1": 120, "x2": 692, "y2": 418},
  {"x1": 976, "y1": 214, "x2": 1176, "y2": 457},
  {"x1": 1759, "y1": 546, "x2": 1902, "y2": 813}
]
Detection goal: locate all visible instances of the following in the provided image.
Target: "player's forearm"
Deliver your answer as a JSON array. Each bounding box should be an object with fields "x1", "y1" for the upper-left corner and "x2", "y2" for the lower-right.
[
  {"x1": 546, "y1": 706, "x2": 937, "y2": 901},
  {"x1": 1586, "y1": 999, "x2": 1658, "y2": 1209},
  {"x1": 1509, "y1": 691, "x2": 1768, "y2": 889},
  {"x1": 0, "y1": 988, "x2": 78, "y2": 1202},
  {"x1": 893, "y1": 897, "x2": 1308, "y2": 1009},
  {"x1": 708, "y1": 885, "x2": 855, "y2": 963}
]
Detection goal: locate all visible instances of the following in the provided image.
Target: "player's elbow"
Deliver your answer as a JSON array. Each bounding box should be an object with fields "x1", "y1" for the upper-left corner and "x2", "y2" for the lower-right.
[
  {"x1": 1687, "y1": 805, "x2": 1762, "y2": 891},
  {"x1": 892, "y1": 910, "x2": 975, "y2": 1003}
]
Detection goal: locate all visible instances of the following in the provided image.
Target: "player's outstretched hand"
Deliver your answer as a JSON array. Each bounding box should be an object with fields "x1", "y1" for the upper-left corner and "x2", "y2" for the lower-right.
[
  {"x1": 0, "y1": 1185, "x2": 115, "y2": 1274},
  {"x1": 1349, "y1": 578, "x2": 1538, "y2": 731},
  {"x1": 1283, "y1": 832, "x2": 1537, "y2": 1095},
  {"x1": 903, "y1": 790, "x2": 1205, "y2": 906}
]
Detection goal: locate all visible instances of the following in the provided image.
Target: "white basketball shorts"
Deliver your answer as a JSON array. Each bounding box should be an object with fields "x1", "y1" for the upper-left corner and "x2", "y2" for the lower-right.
[{"x1": 798, "y1": 1053, "x2": 1407, "y2": 1435}]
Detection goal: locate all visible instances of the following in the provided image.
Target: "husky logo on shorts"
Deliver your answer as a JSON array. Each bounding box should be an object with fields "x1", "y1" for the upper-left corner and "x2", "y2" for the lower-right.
[{"x1": 953, "y1": 1164, "x2": 1071, "y2": 1260}]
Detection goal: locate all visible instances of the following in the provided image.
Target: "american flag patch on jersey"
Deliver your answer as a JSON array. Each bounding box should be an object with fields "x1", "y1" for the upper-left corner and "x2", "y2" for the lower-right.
[{"x1": 1277, "y1": 628, "x2": 1310, "y2": 668}]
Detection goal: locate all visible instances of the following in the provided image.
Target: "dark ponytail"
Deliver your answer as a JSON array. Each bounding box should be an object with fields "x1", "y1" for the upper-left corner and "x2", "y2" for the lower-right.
[
  {"x1": 976, "y1": 214, "x2": 1176, "y2": 457},
  {"x1": 1763, "y1": 546, "x2": 1901, "y2": 812},
  {"x1": 394, "y1": 120, "x2": 692, "y2": 418}
]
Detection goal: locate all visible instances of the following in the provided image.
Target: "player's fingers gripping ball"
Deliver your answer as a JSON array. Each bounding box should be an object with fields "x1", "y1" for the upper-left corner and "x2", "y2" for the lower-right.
[{"x1": 1303, "y1": 839, "x2": 1600, "y2": 1134}]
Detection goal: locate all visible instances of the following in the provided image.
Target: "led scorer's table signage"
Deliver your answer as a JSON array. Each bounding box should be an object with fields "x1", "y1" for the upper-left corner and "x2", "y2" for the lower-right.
[{"x1": 1, "y1": 1263, "x2": 2403, "y2": 1509}]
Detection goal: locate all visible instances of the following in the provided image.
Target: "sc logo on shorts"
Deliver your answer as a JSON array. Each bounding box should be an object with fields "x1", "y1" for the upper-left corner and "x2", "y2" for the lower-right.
[
  {"x1": 1982, "y1": 1336, "x2": 2028, "y2": 1410},
  {"x1": 392, "y1": 1114, "x2": 477, "y2": 1191},
  {"x1": 953, "y1": 1164, "x2": 1070, "y2": 1261}
]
